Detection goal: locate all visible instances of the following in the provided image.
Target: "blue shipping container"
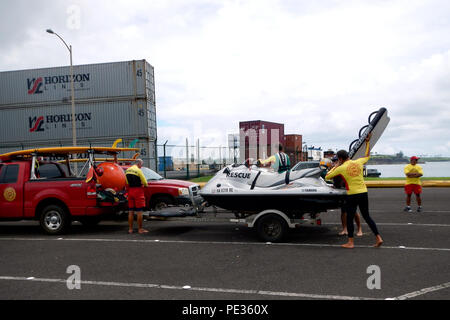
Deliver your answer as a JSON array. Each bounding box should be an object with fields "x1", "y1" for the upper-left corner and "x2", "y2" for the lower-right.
[{"x1": 158, "y1": 156, "x2": 173, "y2": 171}]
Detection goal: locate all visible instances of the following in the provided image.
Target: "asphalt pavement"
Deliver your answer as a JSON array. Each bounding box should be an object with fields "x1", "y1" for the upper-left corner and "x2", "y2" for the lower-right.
[{"x1": 0, "y1": 187, "x2": 449, "y2": 302}]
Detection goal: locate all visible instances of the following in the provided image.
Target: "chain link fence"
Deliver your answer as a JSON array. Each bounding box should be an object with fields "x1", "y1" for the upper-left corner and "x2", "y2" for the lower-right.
[{"x1": 156, "y1": 139, "x2": 239, "y2": 180}]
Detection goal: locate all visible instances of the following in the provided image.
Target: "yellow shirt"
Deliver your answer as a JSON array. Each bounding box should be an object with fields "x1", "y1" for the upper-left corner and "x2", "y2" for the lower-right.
[
  {"x1": 325, "y1": 157, "x2": 369, "y2": 195},
  {"x1": 125, "y1": 165, "x2": 148, "y2": 187},
  {"x1": 404, "y1": 164, "x2": 423, "y2": 185},
  {"x1": 259, "y1": 155, "x2": 276, "y2": 165}
]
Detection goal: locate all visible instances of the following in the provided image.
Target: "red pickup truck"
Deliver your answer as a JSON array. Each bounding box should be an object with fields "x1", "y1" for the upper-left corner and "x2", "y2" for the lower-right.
[
  {"x1": 0, "y1": 159, "x2": 123, "y2": 234},
  {"x1": 122, "y1": 166, "x2": 203, "y2": 211}
]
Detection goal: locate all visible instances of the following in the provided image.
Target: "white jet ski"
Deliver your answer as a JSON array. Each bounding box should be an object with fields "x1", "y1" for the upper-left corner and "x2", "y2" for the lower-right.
[
  {"x1": 200, "y1": 107, "x2": 390, "y2": 216},
  {"x1": 200, "y1": 164, "x2": 346, "y2": 215}
]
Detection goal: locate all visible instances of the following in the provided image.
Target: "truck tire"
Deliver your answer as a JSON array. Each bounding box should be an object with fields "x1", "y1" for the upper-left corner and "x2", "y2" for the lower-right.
[
  {"x1": 151, "y1": 195, "x2": 173, "y2": 211},
  {"x1": 39, "y1": 204, "x2": 71, "y2": 235},
  {"x1": 256, "y1": 213, "x2": 288, "y2": 243}
]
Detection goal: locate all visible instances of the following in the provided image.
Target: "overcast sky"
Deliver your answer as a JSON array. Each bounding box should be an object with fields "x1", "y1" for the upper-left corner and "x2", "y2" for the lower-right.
[{"x1": 1, "y1": 0, "x2": 450, "y2": 157}]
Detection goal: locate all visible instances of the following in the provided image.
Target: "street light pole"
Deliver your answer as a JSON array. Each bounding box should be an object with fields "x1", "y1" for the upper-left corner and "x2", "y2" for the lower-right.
[
  {"x1": 46, "y1": 29, "x2": 76, "y2": 148},
  {"x1": 69, "y1": 44, "x2": 76, "y2": 148},
  {"x1": 47, "y1": 29, "x2": 77, "y2": 174}
]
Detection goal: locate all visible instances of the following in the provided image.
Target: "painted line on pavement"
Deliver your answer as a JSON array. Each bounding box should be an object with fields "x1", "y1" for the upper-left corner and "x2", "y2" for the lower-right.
[
  {"x1": 368, "y1": 210, "x2": 450, "y2": 213},
  {"x1": 323, "y1": 222, "x2": 450, "y2": 227},
  {"x1": 0, "y1": 237, "x2": 449, "y2": 252},
  {"x1": 0, "y1": 276, "x2": 375, "y2": 300},
  {"x1": 389, "y1": 282, "x2": 450, "y2": 300}
]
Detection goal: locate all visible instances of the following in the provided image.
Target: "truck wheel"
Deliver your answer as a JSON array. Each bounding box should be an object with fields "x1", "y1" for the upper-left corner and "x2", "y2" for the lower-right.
[
  {"x1": 40, "y1": 205, "x2": 71, "y2": 235},
  {"x1": 256, "y1": 214, "x2": 288, "y2": 243},
  {"x1": 152, "y1": 196, "x2": 173, "y2": 211}
]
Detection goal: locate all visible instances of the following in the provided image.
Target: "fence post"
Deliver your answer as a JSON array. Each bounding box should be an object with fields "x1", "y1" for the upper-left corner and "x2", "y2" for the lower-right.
[
  {"x1": 163, "y1": 140, "x2": 168, "y2": 178},
  {"x1": 186, "y1": 138, "x2": 190, "y2": 180},
  {"x1": 219, "y1": 146, "x2": 222, "y2": 170},
  {"x1": 197, "y1": 139, "x2": 200, "y2": 178}
]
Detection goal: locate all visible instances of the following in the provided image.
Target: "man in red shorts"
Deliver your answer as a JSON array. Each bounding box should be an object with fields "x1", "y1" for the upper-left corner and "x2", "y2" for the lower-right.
[
  {"x1": 404, "y1": 156, "x2": 423, "y2": 213},
  {"x1": 125, "y1": 159, "x2": 149, "y2": 234}
]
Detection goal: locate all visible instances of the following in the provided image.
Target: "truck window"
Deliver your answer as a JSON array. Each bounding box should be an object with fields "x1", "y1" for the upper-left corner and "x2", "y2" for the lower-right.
[
  {"x1": 0, "y1": 164, "x2": 19, "y2": 184},
  {"x1": 38, "y1": 163, "x2": 65, "y2": 179}
]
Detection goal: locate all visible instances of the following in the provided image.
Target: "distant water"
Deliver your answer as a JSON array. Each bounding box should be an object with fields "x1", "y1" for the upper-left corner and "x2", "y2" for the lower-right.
[{"x1": 366, "y1": 161, "x2": 450, "y2": 178}]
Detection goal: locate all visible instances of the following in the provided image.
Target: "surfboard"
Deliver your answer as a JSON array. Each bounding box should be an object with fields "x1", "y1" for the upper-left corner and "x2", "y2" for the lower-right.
[
  {"x1": 59, "y1": 157, "x2": 139, "y2": 163},
  {"x1": 348, "y1": 107, "x2": 390, "y2": 160},
  {"x1": 0, "y1": 147, "x2": 140, "y2": 161}
]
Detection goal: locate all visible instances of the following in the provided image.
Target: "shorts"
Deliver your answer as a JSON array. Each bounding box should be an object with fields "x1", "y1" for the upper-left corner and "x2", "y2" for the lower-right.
[
  {"x1": 128, "y1": 187, "x2": 146, "y2": 210},
  {"x1": 405, "y1": 184, "x2": 422, "y2": 195}
]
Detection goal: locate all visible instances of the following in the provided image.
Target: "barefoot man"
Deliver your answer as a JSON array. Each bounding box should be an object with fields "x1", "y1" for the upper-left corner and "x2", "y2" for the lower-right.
[
  {"x1": 125, "y1": 159, "x2": 149, "y2": 234},
  {"x1": 325, "y1": 134, "x2": 383, "y2": 248},
  {"x1": 330, "y1": 155, "x2": 363, "y2": 237}
]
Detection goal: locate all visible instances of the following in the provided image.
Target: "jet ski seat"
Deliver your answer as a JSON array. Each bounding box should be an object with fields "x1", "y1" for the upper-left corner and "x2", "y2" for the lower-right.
[
  {"x1": 249, "y1": 167, "x2": 323, "y2": 189},
  {"x1": 250, "y1": 170, "x2": 287, "y2": 188}
]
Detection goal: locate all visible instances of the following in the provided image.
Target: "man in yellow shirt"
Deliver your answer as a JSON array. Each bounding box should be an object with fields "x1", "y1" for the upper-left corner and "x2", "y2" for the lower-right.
[
  {"x1": 404, "y1": 156, "x2": 423, "y2": 213},
  {"x1": 325, "y1": 135, "x2": 383, "y2": 249},
  {"x1": 330, "y1": 155, "x2": 363, "y2": 237},
  {"x1": 125, "y1": 159, "x2": 149, "y2": 234}
]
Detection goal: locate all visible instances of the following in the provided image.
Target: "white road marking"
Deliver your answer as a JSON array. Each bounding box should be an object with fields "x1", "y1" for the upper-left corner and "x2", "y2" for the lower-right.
[
  {"x1": 324, "y1": 222, "x2": 450, "y2": 227},
  {"x1": 369, "y1": 210, "x2": 450, "y2": 213},
  {"x1": 391, "y1": 282, "x2": 450, "y2": 300},
  {"x1": 0, "y1": 237, "x2": 449, "y2": 252},
  {"x1": 0, "y1": 276, "x2": 375, "y2": 300},
  {"x1": 2, "y1": 275, "x2": 448, "y2": 300}
]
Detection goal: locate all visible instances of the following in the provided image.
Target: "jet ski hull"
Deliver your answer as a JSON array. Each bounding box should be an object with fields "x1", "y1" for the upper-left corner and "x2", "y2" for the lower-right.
[{"x1": 201, "y1": 192, "x2": 345, "y2": 214}]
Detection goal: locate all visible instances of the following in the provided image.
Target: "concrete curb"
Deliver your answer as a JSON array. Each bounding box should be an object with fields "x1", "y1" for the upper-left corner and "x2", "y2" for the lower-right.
[
  {"x1": 365, "y1": 180, "x2": 450, "y2": 188},
  {"x1": 193, "y1": 181, "x2": 450, "y2": 189}
]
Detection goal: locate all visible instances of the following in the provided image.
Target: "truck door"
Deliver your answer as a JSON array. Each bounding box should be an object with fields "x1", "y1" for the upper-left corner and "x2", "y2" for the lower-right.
[{"x1": 0, "y1": 163, "x2": 24, "y2": 218}]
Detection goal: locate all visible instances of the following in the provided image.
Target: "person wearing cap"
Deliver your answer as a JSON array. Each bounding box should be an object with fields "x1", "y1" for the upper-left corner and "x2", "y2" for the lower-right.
[
  {"x1": 404, "y1": 156, "x2": 423, "y2": 213},
  {"x1": 325, "y1": 133, "x2": 383, "y2": 248},
  {"x1": 330, "y1": 155, "x2": 363, "y2": 237}
]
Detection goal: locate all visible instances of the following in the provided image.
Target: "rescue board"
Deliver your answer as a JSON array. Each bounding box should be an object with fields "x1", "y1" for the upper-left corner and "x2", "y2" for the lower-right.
[
  {"x1": 0, "y1": 147, "x2": 139, "y2": 161},
  {"x1": 348, "y1": 107, "x2": 390, "y2": 160},
  {"x1": 59, "y1": 157, "x2": 139, "y2": 163},
  {"x1": 57, "y1": 152, "x2": 140, "y2": 164}
]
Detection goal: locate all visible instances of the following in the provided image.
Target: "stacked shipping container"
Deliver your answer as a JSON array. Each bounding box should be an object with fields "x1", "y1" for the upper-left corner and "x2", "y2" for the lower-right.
[
  {"x1": 239, "y1": 120, "x2": 285, "y2": 162},
  {"x1": 0, "y1": 60, "x2": 157, "y2": 170},
  {"x1": 284, "y1": 134, "x2": 303, "y2": 166}
]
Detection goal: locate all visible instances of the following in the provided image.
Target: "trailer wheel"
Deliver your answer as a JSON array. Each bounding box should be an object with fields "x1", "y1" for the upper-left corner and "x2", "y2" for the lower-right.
[
  {"x1": 40, "y1": 204, "x2": 71, "y2": 235},
  {"x1": 256, "y1": 214, "x2": 288, "y2": 243}
]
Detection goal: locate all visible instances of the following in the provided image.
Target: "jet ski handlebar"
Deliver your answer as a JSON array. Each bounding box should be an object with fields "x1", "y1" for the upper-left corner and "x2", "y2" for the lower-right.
[{"x1": 232, "y1": 158, "x2": 261, "y2": 168}]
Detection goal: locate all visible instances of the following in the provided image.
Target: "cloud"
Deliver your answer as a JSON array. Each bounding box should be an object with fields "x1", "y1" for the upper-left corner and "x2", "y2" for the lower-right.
[{"x1": 1, "y1": 0, "x2": 450, "y2": 157}]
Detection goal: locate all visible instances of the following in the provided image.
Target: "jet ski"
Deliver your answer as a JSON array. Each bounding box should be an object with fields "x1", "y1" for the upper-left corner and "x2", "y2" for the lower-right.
[
  {"x1": 200, "y1": 107, "x2": 390, "y2": 217},
  {"x1": 200, "y1": 163, "x2": 346, "y2": 215}
]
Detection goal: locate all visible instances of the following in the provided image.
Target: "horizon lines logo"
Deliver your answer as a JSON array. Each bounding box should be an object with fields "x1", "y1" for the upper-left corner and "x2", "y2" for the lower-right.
[
  {"x1": 26, "y1": 73, "x2": 91, "y2": 95},
  {"x1": 28, "y1": 112, "x2": 92, "y2": 133},
  {"x1": 29, "y1": 116, "x2": 45, "y2": 132},
  {"x1": 27, "y1": 77, "x2": 44, "y2": 95}
]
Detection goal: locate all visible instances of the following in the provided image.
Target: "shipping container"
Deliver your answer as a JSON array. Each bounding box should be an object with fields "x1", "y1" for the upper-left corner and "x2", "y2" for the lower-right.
[
  {"x1": 284, "y1": 134, "x2": 302, "y2": 151},
  {"x1": 239, "y1": 120, "x2": 284, "y2": 161},
  {"x1": 0, "y1": 99, "x2": 156, "y2": 144},
  {"x1": 158, "y1": 156, "x2": 174, "y2": 171},
  {"x1": 0, "y1": 60, "x2": 154, "y2": 107}
]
